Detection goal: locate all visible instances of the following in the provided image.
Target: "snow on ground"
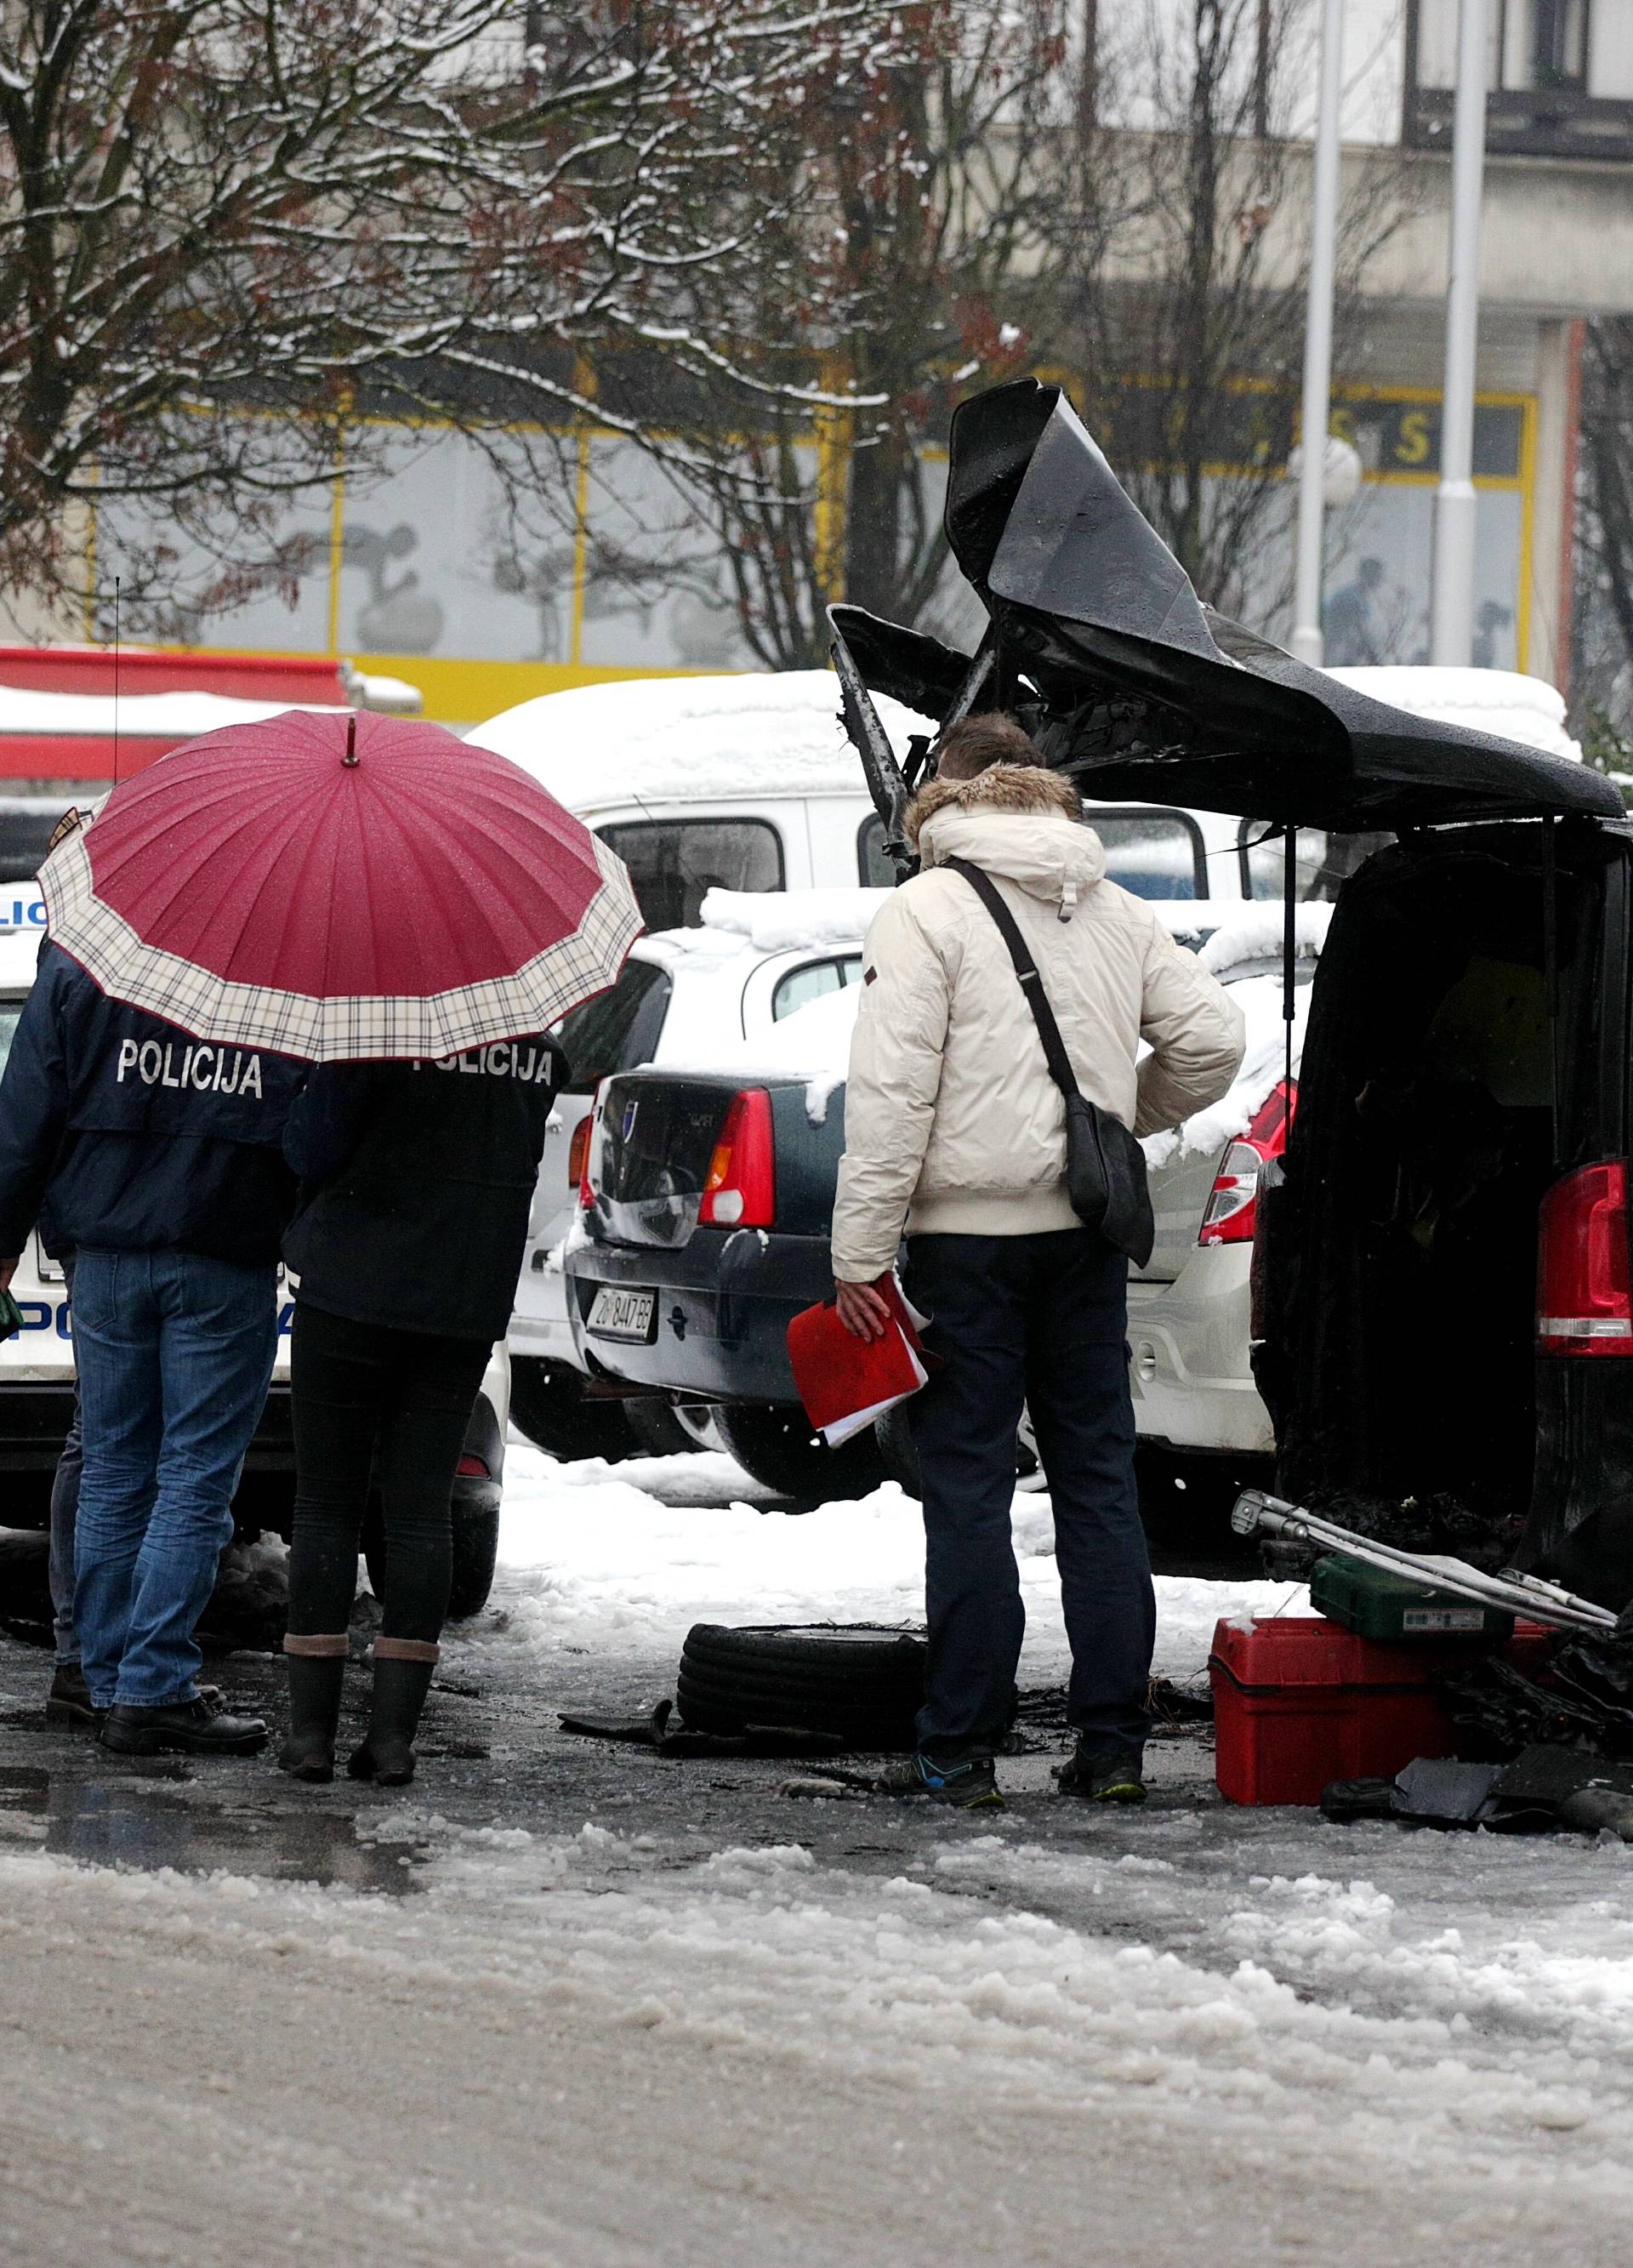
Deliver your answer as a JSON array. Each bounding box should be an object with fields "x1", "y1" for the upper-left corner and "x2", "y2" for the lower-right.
[
  {"x1": 5, "y1": 1445, "x2": 1633, "y2": 2261},
  {"x1": 464, "y1": 1444, "x2": 1290, "y2": 1686}
]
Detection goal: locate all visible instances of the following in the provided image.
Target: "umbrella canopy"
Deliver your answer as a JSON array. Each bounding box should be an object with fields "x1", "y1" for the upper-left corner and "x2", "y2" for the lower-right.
[{"x1": 38, "y1": 709, "x2": 642, "y2": 1060}]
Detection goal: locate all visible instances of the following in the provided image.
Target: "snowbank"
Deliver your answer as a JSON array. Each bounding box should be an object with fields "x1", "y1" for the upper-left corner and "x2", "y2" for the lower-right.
[
  {"x1": 1328, "y1": 664, "x2": 1580, "y2": 762},
  {"x1": 700, "y1": 886, "x2": 888, "y2": 951},
  {"x1": 466, "y1": 670, "x2": 934, "y2": 811},
  {"x1": 464, "y1": 1445, "x2": 1288, "y2": 1685}
]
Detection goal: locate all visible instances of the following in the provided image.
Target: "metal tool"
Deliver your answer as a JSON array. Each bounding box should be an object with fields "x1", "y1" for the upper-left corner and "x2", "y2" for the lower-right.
[{"x1": 1231, "y1": 1488, "x2": 1617, "y2": 1636}]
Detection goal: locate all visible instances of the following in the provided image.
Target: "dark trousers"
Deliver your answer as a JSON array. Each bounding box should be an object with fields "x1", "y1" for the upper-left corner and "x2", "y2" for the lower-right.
[
  {"x1": 903, "y1": 1228, "x2": 1154, "y2": 1760},
  {"x1": 287, "y1": 1302, "x2": 490, "y2": 1645},
  {"x1": 48, "y1": 1254, "x2": 81, "y2": 1667}
]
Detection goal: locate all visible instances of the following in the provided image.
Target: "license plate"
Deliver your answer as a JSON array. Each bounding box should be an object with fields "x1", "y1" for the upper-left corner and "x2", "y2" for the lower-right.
[{"x1": 587, "y1": 1286, "x2": 657, "y2": 1343}]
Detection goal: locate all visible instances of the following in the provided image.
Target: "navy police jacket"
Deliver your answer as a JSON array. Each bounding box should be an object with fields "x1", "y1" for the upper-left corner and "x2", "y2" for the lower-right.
[
  {"x1": 0, "y1": 946, "x2": 304, "y2": 1266},
  {"x1": 282, "y1": 1036, "x2": 565, "y2": 1342}
]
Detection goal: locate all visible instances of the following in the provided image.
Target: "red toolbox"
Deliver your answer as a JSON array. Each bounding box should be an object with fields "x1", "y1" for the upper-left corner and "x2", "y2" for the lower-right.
[{"x1": 1209, "y1": 1615, "x2": 1554, "y2": 1806}]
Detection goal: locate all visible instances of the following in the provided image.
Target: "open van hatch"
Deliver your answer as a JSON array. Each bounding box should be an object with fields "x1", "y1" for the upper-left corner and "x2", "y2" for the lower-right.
[{"x1": 833, "y1": 376, "x2": 1633, "y2": 1607}]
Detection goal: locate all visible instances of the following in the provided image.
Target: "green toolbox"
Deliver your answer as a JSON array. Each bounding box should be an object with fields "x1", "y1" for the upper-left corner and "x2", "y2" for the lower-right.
[{"x1": 1308, "y1": 1553, "x2": 1515, "y2": 1643}]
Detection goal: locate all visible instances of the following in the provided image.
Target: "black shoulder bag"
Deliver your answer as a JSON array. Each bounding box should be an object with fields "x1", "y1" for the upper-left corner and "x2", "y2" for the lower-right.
[{"x1": 942, "y1": 856, "x2": 1155, "y2": 1268}]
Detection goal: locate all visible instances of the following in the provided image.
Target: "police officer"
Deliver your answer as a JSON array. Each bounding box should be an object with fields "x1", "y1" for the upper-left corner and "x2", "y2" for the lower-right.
[
  {"x1": 276, "y1": 1034, "x2": 564, "y2": 1786},
  {"x1": 0, "y1": 944, "x2": 304, "y2": 1755}
]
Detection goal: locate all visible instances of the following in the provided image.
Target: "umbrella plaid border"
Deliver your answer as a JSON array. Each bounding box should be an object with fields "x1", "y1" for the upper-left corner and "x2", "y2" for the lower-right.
[{"x1": 39, "y1": 829, "x2": 644, "y2": 1061}]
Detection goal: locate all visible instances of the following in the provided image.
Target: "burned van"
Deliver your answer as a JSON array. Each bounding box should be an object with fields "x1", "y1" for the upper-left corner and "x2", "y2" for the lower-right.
[{"x1": 832, "y1": 377, "x2": 1633, "y2": 1609}]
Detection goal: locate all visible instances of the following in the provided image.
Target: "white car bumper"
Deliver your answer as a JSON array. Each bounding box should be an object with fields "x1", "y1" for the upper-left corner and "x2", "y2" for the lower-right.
[{"x1": 1126, "y1": 1245, "x2": 1274, "y2": 1456}]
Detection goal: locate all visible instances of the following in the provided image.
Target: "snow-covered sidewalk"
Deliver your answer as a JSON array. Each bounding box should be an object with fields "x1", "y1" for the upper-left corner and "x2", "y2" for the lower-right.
[{"x1": 3, "y1": 1445, "x2": 1632, "y2": 2264}]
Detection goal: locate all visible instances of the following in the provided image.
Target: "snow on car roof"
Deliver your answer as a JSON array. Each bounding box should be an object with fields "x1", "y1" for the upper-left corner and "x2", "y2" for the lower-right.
[
  {"x1": 1323, "y1": 666, "x2": 1579, "y2": 763},
  {"x1": 1197, "y1": 901, "x2": 1334, "y2": 976},
  {"x1": 699, "y1": 886, "x2": 889, "y2": 952},
  {"x1": 464, "y1": 669, "x2": 934, "y2": 810}
]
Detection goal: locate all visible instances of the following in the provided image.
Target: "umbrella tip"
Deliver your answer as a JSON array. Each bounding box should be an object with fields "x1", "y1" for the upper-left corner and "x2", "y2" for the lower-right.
[{"x1": 344, "y1": 713, "x2": 359, "y2": 767}]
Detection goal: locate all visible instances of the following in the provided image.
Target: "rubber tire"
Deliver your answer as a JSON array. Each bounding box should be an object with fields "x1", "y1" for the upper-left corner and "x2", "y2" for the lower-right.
[
  {"x1": 509, "y1": 1356, "x2": 637, "y2": 1462},
  {"x1": 361, "y1": 1500, "x2": 499, "y2": 1621},
  {"x1": 676, "y1": 1621, "x2": 925, "y2": 1750},
  {"x1": 623, "y1": 1399, "x2": 697, "y2": 1458},
  {"x1": 713, "y1": 1404, "x2": 886, "y2": 1500},
  {"x1": 447, "y1": 1506, "x2": 500, "y2": 1620}
]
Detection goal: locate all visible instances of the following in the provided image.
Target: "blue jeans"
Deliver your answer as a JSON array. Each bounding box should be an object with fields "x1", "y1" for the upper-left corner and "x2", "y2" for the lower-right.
[
  {"x1": 903, "y1": 1228, "x2": 1155, "y2": 1761},
  {"x1": 71, "y1": 1249, "x2": 278, "y2": 1709},
  {"x1": 48, "y1": 1253, "x2": 81, "y2": 1667}
]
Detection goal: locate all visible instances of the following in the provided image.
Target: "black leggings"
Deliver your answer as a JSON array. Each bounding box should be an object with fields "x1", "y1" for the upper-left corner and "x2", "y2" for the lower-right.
[{"x1": 287, "y1": 1301, "x2": 492, "y2": 1644}]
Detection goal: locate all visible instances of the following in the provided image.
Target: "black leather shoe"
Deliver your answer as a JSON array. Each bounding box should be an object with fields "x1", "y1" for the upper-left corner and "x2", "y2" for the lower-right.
[
  {"x1": 46, "y1": 1662, "x2": 98, "y2": 1729},
  {"x1": 100, "y1": 1696, "x2": 269, "y2": 1757}
]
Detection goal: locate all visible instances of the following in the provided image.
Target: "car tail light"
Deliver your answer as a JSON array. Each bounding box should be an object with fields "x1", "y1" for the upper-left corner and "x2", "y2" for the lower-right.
[
  {"x1": 455, "y1": 1452, "x2": 490, "y2": 1479},
  {"x1": 569, "y1": 1112, "x2": 594, "y2": 1206},
  {"x1": 1198, "y1": 1080, "x2": 1296, "y2": 1247},
  {"x1": 1537, "y1": 1160, "x2": 1633, "y2": 1356},
  {"x1": 699, "y1": 1089, "x2": 776, "y2": 1228}
]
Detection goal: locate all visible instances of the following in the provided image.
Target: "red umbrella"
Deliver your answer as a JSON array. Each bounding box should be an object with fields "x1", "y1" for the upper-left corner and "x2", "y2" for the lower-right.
[{"x1": 38, "y1": 709, "x2": 642, "y2": 1059}]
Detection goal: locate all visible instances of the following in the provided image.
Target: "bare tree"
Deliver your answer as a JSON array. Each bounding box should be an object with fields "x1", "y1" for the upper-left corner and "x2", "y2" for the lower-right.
[
  {"x1": 1051, "y1": 0, "x2": 1406, "y2": 621},
  {"x1": 0, "y1": 0, "x2": 895, "y2": 622},
  {"x1": 1573, "y1": 315, "x2": 1633, "y2": 764},
  {"x1": 592, "y1": 0, "x2": 1070, "y2": 670}
]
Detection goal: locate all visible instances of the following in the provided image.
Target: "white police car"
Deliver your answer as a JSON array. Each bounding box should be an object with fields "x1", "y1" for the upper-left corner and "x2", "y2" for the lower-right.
[{"x1": 0, "y1": 918, "x2": 510, "y2": 1620}]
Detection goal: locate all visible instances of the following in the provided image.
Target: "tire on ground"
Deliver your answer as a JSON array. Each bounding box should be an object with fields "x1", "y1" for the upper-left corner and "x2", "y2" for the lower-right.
[
  {"x1": 676, "y1": 1622, "x2": 926, "y2": 1750},
  {"x1": 713, "y1": 1403, "x2": 886, "y2": 1499},
  {"x1": 509, "y1": 1356, "x2": 638, "y2": 1462}
]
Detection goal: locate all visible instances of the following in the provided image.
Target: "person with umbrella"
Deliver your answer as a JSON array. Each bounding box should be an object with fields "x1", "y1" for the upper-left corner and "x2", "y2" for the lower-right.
[{"x1": 25, "y1": 709, "x2": 642, "y2": 1781}]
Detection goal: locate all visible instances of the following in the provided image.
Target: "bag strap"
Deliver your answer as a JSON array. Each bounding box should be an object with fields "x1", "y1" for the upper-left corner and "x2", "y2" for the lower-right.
[{"x1": 942, "y1": 856, "x2": 1081, "y2": 1103}]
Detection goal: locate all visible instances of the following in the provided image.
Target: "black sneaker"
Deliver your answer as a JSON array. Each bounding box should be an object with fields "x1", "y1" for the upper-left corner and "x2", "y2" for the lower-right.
[
  {"x1": 873, "y1": 1753, "x2": 1004, "y2": 1810},
  {"x1": 100, "y1": 1695, "x2": 269, "y2": 1758},
  {"x1": 1055, "y1": 1742, "x2": 1147, "y2": 1804},
  {"x1": 45, "y1": 1662, "x2": 98, "y2": 1729}
]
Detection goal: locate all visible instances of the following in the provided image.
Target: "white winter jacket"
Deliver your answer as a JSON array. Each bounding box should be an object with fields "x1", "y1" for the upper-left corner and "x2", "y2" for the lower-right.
[{"x1": 830, "y1": 764, "x2": 1246, "y2": 1282}]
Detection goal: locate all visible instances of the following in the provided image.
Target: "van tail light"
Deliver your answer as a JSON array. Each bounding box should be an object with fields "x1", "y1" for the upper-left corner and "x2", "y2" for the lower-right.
[
  {"x1": 455, "y1": 1452, "x2": 490, "y2": 1479},
  {"x1": 1199, "y1": 1080, "x2": 1296, "y2": 1247},
  {"x1": 699, "y1": 1089, "x2": 776, "y2": 1228},
  {"x1": 1537, "y1": 1160, "x2": 1633, "y2": 1356},
  {"x1": 569, "y1": 1112, "x2": 594, "y2": 1206}
]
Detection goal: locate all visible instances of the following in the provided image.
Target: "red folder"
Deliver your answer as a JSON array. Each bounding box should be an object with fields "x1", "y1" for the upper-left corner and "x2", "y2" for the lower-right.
[{"x1": 787, "y1": 1278, "x2": 932, "y2": 1447}]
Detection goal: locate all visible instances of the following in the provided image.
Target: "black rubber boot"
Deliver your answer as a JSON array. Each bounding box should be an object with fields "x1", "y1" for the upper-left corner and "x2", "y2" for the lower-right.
[
  {"x1": 348, "y1": 1653, "x2": 437, "y2": 1787},
  {"x1": 278, "y1": 1651, "x2": 348, "y2": 1784},
  {"x1": 46, "y1": 1661, "x2": 97, "y2": 1729}
]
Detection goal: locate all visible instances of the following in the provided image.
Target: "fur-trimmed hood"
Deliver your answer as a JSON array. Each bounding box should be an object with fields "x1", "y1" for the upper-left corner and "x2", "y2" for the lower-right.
[
  {"x1": 908, "y1": 761, "x2": 1106, "y2": 919},
  {"x1": 905, "y1": 761, "x2": 1082, "y2": 842}
]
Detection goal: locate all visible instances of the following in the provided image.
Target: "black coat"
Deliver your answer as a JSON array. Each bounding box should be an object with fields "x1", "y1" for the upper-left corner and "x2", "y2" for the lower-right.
[
  {"x1": 282, "y1": 1039, "x2": 564, "y2": 1342},
  {"x1": 0, "y1": 945, "x2": 302, "y2": 1265}
]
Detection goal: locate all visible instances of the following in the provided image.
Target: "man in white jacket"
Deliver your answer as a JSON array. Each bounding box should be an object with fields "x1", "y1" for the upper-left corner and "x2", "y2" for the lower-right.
[{"x1": 831, "y1": 715, "x2": 1244, "y2": 1809}]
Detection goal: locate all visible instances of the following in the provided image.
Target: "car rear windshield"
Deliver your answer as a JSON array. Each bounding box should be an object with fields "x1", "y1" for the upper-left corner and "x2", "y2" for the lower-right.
[
  {"x1": 859, "y1": 806, "x2": 1204, "y2": 897},
  {"x1": 1238, "y1": 822, "x2": 1393, "y2": 903},
  {"x1": 0, "y1": 999, "x2": 20, "y2": 1076},
  {"x1": 552, "y1": 960, "x2": 672, "y2": 1092},
  {"x1": 599, "y1": 819, "x2": 783, "y2": 930}
]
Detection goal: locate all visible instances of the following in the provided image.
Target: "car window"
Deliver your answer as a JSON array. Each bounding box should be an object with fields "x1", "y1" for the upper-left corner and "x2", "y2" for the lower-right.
[
  {"x1": 860, "y1": 806, "x2": 1204, "y2": 898},
  {"x1": 551, "y1": 960, "x2": 673, "y2": 1092},
  {"x1": 599, "y1": 819, "x2": 783, "y2": 930},
  {"x1": 1238, "y1": 822, "x2": 1392, "y2": 903},
  {"x1": 0, "y1": 800, "x2": 68, "y2": 885},
  {"x1": 771, "y1": 956, "x2": 862, "y2": 1021},
  {"x1": 1090, "y1": 811, "x2": 1206, "y2": 900},
  {"x1": 0, "y1": 998, "x2": 21, "y2": 1077}
]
